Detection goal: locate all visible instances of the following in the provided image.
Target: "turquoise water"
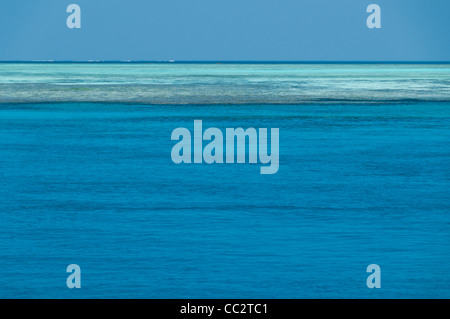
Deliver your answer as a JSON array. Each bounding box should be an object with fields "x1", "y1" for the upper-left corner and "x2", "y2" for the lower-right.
[
  {"x1": 0, "y1": 64, "x2": 449, "y2": 298},
  {"x1": 1, "y1": 63, "x2": 449, "y2": 104}
]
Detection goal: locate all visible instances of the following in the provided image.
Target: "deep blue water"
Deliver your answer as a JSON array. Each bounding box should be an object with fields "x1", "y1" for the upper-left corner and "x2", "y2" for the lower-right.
[{"x1": 0, "y1": 102, "x2": 449, "y2": 298}]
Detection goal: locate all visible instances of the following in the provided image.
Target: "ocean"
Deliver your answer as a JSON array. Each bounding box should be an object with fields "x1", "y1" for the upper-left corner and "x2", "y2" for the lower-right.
[{"x1": 0, "y1": 63, "x2": 449, "y2": 298}]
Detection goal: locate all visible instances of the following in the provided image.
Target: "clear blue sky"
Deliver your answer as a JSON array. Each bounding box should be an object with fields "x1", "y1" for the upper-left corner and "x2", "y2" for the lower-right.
[{"x1": 0, "y1": 0, "x2": 448, "y2": 61}]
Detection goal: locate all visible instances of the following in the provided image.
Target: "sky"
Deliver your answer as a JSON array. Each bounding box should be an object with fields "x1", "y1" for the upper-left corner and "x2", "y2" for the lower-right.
[{"x1": 0, "y1": 0, "x2": 448, "y2": 61}]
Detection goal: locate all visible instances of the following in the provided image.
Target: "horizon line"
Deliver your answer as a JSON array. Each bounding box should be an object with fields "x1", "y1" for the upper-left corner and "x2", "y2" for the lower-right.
[{"x1": 0, "y1": 60, "x2": 449, "y2": 64}]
